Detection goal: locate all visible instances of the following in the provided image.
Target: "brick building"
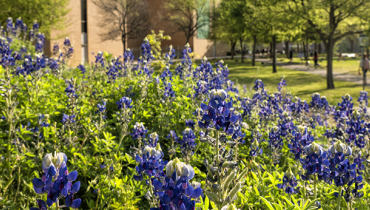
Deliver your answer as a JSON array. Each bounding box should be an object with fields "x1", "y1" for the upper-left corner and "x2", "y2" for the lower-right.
[{"x1": 45, "y1": 0, "x2": 228, "y2": 66}]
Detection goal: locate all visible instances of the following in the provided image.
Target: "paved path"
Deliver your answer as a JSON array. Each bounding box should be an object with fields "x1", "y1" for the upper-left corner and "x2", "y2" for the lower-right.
[{"x1": 246, "y1": 56, "x2": 368, "y2": 86}]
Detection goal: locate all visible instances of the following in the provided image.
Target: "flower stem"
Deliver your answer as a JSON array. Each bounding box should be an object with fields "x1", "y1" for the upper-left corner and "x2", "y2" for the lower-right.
[
  {"x1": 314, "y1": 175, "x2": 317, "y2": 200},
  {"x1": 337, "y1": 186, "x2": 342, "y2": 210},
  {"x1": 215, "y1": 131, "x2": 220, "y2": 185}
]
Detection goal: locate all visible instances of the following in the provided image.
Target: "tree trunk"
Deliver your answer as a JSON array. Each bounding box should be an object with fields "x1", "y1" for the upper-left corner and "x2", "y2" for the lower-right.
[
  {"x1": 318, "y1": 43, "x2": 322, "y2": 54},
  {"x1": 315, "y1": 42, "x2": 318, "y2": 52},
  {"x1": 285, "y1": 40, "x2": 289, "y2": 58},
  {"x1": 252, "y1": 35, "x2": 257, "y2": 66},
  {"x1": 270, "y1": 42, "x2": 272, "y2": 60},
  {"x1": 231, "y1": 41, "x2": 236, "y2": 59},
  {"x1": 326, "y1": 37, "x2": 335, "y2": 89},
  {"x1": 122, "y1": 34, "x2": 126, "y2": 54},
  {"x1": 272, "y1": 35, "x2": 277, "y2": 73},
  {"x1": 240, "y1": 37, "x2": 244, "y2": 63},
  {"x1": 349, "y1": 40, "x2": 354, "y2": 53},
  {"x1": 305, "y1": 36, "x2": 309, "y2": 61},
  {"x1": 303, "y1": 42, "x2": 308, "y2": 61},
  {"x1": 297, "y1": 42, "x2": 300, "y2": 53}
]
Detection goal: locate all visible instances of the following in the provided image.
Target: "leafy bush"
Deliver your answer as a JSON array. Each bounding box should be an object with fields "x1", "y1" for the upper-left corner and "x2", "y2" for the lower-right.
[{"x1": 1, "y1": 17, "x2": 370, "y2": 210}]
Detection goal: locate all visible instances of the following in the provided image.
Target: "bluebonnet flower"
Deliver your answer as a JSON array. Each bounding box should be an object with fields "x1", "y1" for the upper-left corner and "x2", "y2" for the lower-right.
[
  {"x1": 124, "y1": 48, "x2": 134, "y2": 63},
  {"x1": 250, "y1": 139, "x2": 262, "y2": 157},
  {"x1": 299, "y1": 143, "x2": 329, "y2": 181},
  {"x1": 64, "y1": 37, "x2": 71, "y2": 47},
  {"x1": 106, "y1": 61, "x2": 119, "y2": 83},
  {"x1": 96, "y1": 100, "x2": 107, "y2": 119},
  {"x1": 65, "y1": 46, "x2": 74, "y2": 59},
  {"x1": 151, "y1": 158, "x2": 202, "y2": 210},
  {"x1": 144, "y1": 132, "x2": 159, "y2": 147},
  {"x1": 95, "y1": 51, "x2": 105, "y2": 67},
  {"x1": 33, "y1": 20, "x2": 39, "y2": 31},
  {"x1": 358, "y1": 90, "x2": 368, "y2": 113},
  {"x1": 164, "y1": 45, "x2": 176, "y2": 65},
  {"x1": 77, "y1": 64, "x2": 86, "y2": 74},
  {"x1": 160, "y1": 66, "x2": 173, "y2": 81},
  {"x1": 269, "y1": 126, "x2": 283, "y2": 151},
  {"x1": 32, "y1": 152, "x2": 81, "y2": 208},
  {"x1": 61, "y1": 114, "x2": 76, "y2": 125},
  {"x1": 254, "y1": 79, "x2": 265, "y2": 91},
  {"x1": 277, "y1": 76, "x2": 287, "y2": 91},
  {"x1": 53, "y1": 42, "x2": 59, "y2": 56},
  {"x1": 123, "y1": 48, "x2": 134, "y2": 76},
  {"x1": 193, "y1": 80, "x2": 209, "y2": 98},
  {"x1": 116, "y1": 97, "x2": 133, "y2": 109},
  {"x1": 185, "y1": 119, "x2": 195, "y2": 128},
  {"x1": 290, "y1": 97, "x2": 309, "y2": 116},
  {"x1": 140, "y1": 38, "x2": 154, "y2": 63},
  {"x1": 277, "y1": 168, "x2": 298, "y2": 194},
  {"x1": 131, "y1": 122, "x2": 148, "y2": 140},
  {"x1": 337, "y1": 94, "x2": 353, "y2": 118},
  {"x1": 194, "y1": 57, "x2": 213, "y2": 83},
  {"x1": 310, "y1": 93, "x2": 329, "y2": 111},
  {"x1": 134, "y1": 144, "x2": 166, "y2": 181},
  {"x1": 179, "y1": 43, "x2": 193, "y2": 78},
  {"x1": 65, "y1": 78, "x2": 78, "y2": 99},
  {"x1": 30, "y1": 199, "x2": 47, "y2": 210},
  {"x1": 177, "y1": 128, "x2": 197, "y2": 162},
  {"x1": 163, "y1": 82, "x2": 175, "y2": 99},
  {"x1": 241, "y1": 98, "x2": 252, "y2": 118},
  {"x1": 175, "y1": 63, "x2": 184, "y2": 79},
  {"x1": 20, "y1": 45, "x2": 27, "y2": 54},
  {"x1": 167, "y1": 130, "x2": 179, "y2": 141},
  {"x1": 288, "y1": 131, "x2": 304, "y2": 160},
  {"x1": 198, "y1": 89, "x2": 238, "y2": 135}
]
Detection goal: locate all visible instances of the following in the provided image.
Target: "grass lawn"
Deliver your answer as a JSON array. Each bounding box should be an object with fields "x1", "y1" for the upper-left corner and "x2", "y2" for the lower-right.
[
  {"x1": 277, "y1": 56, "x2": 361, "y2": 76},
  {"x1": 203, "y1": 59, "x2": 366, "y2": 106}
]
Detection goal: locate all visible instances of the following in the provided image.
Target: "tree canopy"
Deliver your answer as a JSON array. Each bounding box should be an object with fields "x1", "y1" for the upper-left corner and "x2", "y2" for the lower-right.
[{"x1": 0, "y1": 0, "x2": 70, "y2": 38}]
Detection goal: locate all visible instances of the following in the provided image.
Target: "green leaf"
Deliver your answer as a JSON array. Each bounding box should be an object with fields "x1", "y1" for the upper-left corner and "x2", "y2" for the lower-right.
[
  {"x1": 25, "y1": 152, "x2": 35, "y2": 157},
  {"x1": 204, "y1": 195, "x2": 210, "y2": 210},
  {"x1": 303, "y1": 199, "x2": 317, "y2": 210},
  {"x1": 273, "y1": 203, "x2": 283, "y2": 210},
  {"x1": 259, "y1": 196, "x2": 275, "y2": 210}
]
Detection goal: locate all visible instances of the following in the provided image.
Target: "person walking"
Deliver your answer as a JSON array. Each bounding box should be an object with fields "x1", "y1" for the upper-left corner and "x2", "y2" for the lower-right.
[
  {"x1": 313, "y1": 51, "x2": 318, "y2": 68},
  {"x1": 359, "y1": 54, "x2": 370, "y2": 89}
]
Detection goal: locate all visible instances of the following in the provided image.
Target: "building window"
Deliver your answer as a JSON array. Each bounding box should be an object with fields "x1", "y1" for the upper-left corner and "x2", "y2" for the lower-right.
[
  {"x1": 81, "y1": 0, "x2": 88, "y2": 63},
  {"x1": 197, "y1": 0, "x2": 210, "y2": 39}
]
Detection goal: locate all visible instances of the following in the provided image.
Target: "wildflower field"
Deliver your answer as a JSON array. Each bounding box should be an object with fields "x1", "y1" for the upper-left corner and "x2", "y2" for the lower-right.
[{"x1": 2, "y1": 18, "x2": 370, "y2": 210}]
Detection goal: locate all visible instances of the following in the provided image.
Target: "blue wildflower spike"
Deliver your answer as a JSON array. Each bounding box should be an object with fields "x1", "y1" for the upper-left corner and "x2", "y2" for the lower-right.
[
  {"x1": 71, "y1": 181, "x2": 81, "y2": 193},
  {"x1": 30, "y1": 199, "x2": 48, "y2": 210},
  {"x1": 71, "y1": 198, "x2": 82, "y2": 209},
  {"x1": 48, "y1": 165, "x2": 56, "y2": 177},
  {"x1": 67, "y1": 171, "x2": 78, "y2": 181},
  {"x1": 153, "y1": 179, "x2": 163, "y2": 191},
  {"x1": 32, "y1": 178, "x2": 44, "y2": 188},
  {"x1": 185, "y1": 186, "x2": 194, "y2": 196},
  {"x1": 191, "y1": 187, "x2": 202, "y2": 198}
]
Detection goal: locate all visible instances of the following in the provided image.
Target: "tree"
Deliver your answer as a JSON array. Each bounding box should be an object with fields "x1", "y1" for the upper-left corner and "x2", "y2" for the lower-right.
[
  {"x1": 281, "y1": 0, "x2": 370, "y2": 89},
  {"x1": 0, "y1": 0, "x2": 70, "y2": 37},
  {"x1": 250, "y1": 0, "x2": 301, "y2": 73},
  {"x1": 209, "y1": 4, "x2": 238, "y2": 59},
  {"x1": 92, "y1": 0, "x2": 150, "y2": 53},
  {"x1": 165, "y1": 0, "x2": 210, "y2": 44},
  {"x1": 347, "y1": 34, "x2": 358, "y2": 53}
]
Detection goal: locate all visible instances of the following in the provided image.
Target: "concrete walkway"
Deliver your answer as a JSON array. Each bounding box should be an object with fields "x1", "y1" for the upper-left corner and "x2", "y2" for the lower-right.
[{"x1": 246, "y1": 56, "x2": 368, "y2": 86}]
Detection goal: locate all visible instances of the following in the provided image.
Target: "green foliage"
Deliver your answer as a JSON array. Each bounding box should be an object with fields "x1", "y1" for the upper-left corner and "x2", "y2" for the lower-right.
[
  {"x1": 10, "y1": 39, "x2": 36, "y2": 55},
  {"x1": 0, "y1": 0, "x2": 70, "y2": 37}
]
